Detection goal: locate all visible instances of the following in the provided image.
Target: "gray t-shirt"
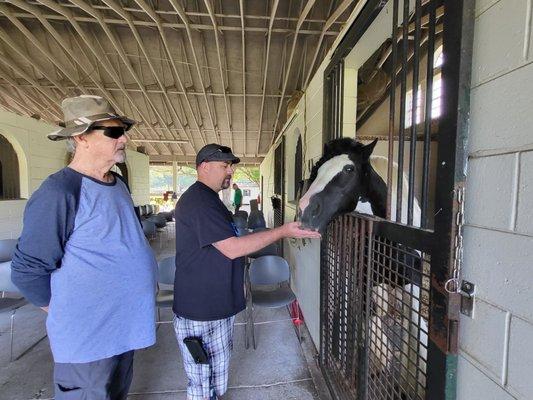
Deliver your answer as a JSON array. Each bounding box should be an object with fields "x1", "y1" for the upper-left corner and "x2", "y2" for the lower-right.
[{"x1": 11, "y1": 167, "x2": 157, "y2": 363}]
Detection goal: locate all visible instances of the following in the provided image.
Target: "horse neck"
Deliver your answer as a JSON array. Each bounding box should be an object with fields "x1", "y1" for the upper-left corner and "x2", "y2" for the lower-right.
[{"x1": 365, "y1": 155, "x2": 422, "y2": 227}]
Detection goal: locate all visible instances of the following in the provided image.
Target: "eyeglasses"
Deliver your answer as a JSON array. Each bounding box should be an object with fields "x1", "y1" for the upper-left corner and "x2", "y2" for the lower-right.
[{"x1": 91, "y1": 125, "x2": 126, "y2": 139}]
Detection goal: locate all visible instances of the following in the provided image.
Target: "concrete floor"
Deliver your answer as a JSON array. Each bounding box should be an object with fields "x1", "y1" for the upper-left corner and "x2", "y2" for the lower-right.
[{"x1": 0, "y1": 234, "x2": 330, "y2": 400}]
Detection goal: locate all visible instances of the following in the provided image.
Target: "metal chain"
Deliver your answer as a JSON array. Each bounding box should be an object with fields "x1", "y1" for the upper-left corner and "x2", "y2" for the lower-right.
[{"x1": 445, "y1": 186, "x2": 465, "y2": 294}]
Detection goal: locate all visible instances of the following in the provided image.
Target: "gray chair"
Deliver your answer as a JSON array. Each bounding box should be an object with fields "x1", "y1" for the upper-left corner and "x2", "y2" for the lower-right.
[
  {"x1": 246, "y1": 255, "x2": 298, "y2": 349},
  {"x1": 247, "y1": 242, "x2": 278, "y2": 259},
  {"x1": 148, "y1": 215, "x2": 168, "y2": 248},
  {"x1": 247, "y1": 210, "x2": 266, "y2": 230},
  {"x1": 0, "y1": 239, "x2": 17, "y2": 262},
  {"x1": 235, "y1": 210, "x2": 248, "y2": 221},
  {"x1": 148, "y1": 214, "x2": 166, "y2": 229},
  {"x1": 236, "y1": 227, "x2": 250, "y2": 237},
  {"x1": 140, "y1": 205, "x2": 147, "y2": 217},
  {"x1": 156, "y1": 256, "x2": 175, "y2": 323},
  {"x1": 233, "y1": 215, "x2": 247, "y2": 229},
  {"x1": 0, "y1": 239, "x2": 46, "y2": 361},
  {"x1": 247, "y1": 228, "x2": 279, "y2": 259},
  {"x1": 142, "y1": 220, "x2": 157, "y2": 240}
]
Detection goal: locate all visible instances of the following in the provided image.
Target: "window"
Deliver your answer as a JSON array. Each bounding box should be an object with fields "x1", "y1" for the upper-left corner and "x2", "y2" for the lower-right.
[
  {"x1": 431, "y1": 45, "x2": 444, "y2": 119},
  {"x1": 405, "y1": 85, "x2": 423, "y2": 128},
  {"x1": 0, "y1": 134, "x2": 21, "y2": 200},
  {"x1": 434, "y1": 45, "x2": 444, "y2": 68},
  {"x1": 243, "y1": 189, "x2": 251, "y2": 197},
  {"x1": 405, "y1": 45, "x2": 444, "y2": 127},
  {"x1": 431, "y1": 73, "x2": 442, "y2": 119}
]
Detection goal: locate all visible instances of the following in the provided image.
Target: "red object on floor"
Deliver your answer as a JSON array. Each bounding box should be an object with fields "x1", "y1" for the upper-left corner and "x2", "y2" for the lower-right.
[{"x1": 290, "y1": 300, "x2": 304, "y2": 326}]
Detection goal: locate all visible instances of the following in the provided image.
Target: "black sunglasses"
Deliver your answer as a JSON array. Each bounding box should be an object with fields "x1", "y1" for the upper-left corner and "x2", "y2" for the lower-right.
[{"x1": 91, "y1": 125, "x2": 126, "y2": 139}]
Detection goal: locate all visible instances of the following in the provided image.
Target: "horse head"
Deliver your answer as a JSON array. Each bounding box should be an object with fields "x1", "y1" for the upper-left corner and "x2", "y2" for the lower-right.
[{"x1": 298, "y1": 137, "x2": 384, "y2": 232}]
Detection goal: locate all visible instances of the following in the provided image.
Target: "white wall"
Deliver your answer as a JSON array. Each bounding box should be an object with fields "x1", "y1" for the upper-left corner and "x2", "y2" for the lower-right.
[
  {"x1": 458, "y1": 1, "x2": 533, "y2": 399},
  {"x1": 0, "y1": 111, "x2": 65, "y2": 239},
  {"x1": 125, "y1": 149, "x2": 150, "y2": 205},
  {"x1": 0, "y1": 111, "x2": 150, "y2": 240}
]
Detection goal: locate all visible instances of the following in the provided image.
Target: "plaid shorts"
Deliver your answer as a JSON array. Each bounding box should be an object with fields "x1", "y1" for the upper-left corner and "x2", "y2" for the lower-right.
[{"x1": 174, "y1": 315, "x2": 235, "y2": 400}]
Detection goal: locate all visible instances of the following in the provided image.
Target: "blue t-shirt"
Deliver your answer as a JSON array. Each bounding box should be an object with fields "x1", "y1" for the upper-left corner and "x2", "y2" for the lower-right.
[
  {"x1": 11, "y1": 167, "x2": 157, "y2": 363},
  {"x1": 173, "y1": 181, "x2": 245, "y2": 321}
]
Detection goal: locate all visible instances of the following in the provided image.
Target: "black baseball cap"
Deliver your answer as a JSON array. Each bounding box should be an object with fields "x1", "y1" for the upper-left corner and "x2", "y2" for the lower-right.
[{"x1": 195, "y1": 144, "x2": 241, "y2": 166}]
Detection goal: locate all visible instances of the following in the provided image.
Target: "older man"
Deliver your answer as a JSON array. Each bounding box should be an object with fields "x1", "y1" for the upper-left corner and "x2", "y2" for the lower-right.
[
  {"x1": 11, "y1": 95, "x2": 157, "y2": 400},
  {"x1": 173, "y1": 144, "x2": 321, "y2": 400}
]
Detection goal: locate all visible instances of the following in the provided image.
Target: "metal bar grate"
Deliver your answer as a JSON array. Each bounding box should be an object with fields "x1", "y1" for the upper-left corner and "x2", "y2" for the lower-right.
[{"x1": 320, "y1": 214, "x2": 430, "y2": 400}]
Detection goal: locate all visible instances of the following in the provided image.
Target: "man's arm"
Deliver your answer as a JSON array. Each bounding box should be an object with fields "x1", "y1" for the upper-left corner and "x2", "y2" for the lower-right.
[
  {"x1": 11, "y1": 173, "x2": 80, "y2": 308},
  {"x1": 213, "y1": 222, "x2": 321, "y2": 260}
]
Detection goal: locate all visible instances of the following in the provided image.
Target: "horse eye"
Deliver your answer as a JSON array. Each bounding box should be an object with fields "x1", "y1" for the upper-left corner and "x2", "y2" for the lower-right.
[{"x1": 343, "y1": 165, "x2": 354, "y2": 173}]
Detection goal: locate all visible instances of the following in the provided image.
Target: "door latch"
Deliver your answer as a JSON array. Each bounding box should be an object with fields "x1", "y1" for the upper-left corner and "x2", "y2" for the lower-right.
[{"x1": 459, "y1": 280, "x2": 475, "y2": 317}]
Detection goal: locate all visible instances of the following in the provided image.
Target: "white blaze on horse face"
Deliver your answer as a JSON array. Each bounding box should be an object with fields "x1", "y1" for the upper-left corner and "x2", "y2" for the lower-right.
[{"x1": 299, "y1": 154, "x2": 355, "y2": 214}]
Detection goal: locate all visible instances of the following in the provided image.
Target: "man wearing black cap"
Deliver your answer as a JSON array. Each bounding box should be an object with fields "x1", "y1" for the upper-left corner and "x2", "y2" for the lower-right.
[{"x1": 173, "y1": 144, "x2": 320, "y2": 400}]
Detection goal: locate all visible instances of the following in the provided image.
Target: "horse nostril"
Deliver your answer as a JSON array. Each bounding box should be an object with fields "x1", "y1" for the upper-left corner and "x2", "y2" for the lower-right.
[{"x1": 311, "y1": 201, "x2": 322, "y2": 217}]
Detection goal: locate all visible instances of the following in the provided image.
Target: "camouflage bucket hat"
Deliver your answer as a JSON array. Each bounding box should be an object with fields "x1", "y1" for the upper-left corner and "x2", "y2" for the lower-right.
[{"x1": 47, "y1": 95, "x2": 135, "y2": 141}]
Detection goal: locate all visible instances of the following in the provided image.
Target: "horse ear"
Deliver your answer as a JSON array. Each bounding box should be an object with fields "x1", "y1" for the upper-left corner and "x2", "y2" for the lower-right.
[
  {"x1": 323, "y1": 141, "x2": 330, "y2": 155},
  {"x1": 362, "y1": 138, "x2": 378, "y2": 160}
]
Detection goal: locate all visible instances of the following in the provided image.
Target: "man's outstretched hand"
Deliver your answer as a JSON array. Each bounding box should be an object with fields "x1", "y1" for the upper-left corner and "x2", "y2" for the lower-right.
[{"x1": 281, "y1": 222, "x2": 322, "y2": 239}]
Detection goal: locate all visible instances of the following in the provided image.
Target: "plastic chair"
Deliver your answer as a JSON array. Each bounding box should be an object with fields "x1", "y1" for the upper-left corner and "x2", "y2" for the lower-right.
[
  {"x1": 245, "y1": 256, "x2": 298, "y2": 349},
  {"x1": 148, "y1": 214, "x2": 166, "y2": 229},
  {"x1": 247, "y1": 210, "x2": 266, "y2": 230},
  {"x1": 156, "y1": 256, "x2": 175, "y2": 323},
  {"x1": 142, "y1": 220, "x2": 156, "y2": 239},
  {"x1": 233, "y1": 215, "x2": 247, "y2": 229},
  {"x1": 0, "y1": 239, "x2": 17, "y2": 262},
  {"x1": 148, "y1": 215, "x2": 168, "y2": 248},
  {"x1": 235, "y1": 210, "x2": 248, "y2": 221},
  {"x1": 236, "y1": 228, "x2": 250, "y2": 237},
  {"x1": 246, "y1": 228, "x2": 279, "y2": 259},
  {"x1": 247, "y1": 241, "x2": 278, "y2": 259},
  {"x1": 0, "y1": 239, "x2": 46, "y2": 361}
]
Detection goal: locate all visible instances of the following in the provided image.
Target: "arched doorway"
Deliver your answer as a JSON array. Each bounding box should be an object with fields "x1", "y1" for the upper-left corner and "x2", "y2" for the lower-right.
[{"x1": 0, "y1": 134, "x2": 21, "y2": 200}]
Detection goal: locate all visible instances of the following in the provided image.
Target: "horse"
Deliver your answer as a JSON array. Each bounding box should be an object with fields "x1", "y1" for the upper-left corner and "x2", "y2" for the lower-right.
[
  {"x1": 297, "y1": 137, "x2": 427, "y2": 396},
  {"x1": 298, "y1": 137, "x2": 421, "y2": 231}
]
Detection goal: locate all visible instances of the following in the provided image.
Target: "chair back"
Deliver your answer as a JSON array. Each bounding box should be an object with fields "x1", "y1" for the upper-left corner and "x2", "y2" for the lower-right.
[
  {"x1": 249, "y1": 199, "x2": 259, "y2": 212},
  {"x1": 249, "y1": 256, "x2": 290, "y2": 286},
  {"x1": 248, "y1": 241, "x2": 278, "y2": 259},
  {"x1": 142, "y1": 220, "x2": 156, "y2": 236},
  {"x1": 0, "y1": 262, "x2": 18, "y2": 292},
  {"x1": 236, "y1": 228, "x2": 249, "y2": 237},
  {"x1": 233, "y1": 215, "x2": 247, "y2": 229},
  {"x1": 158, "y1": 256, "x2": 176, "y2": 285},
  {"x1": 160, "y1": 211, "x2": 174, "y2": 222},
  {"x1": 0, "y1": 239, "x2": 17, "y2": 263},
  {"x1": 235, "y1": 210, "x2": 248, "y2": 220},
  {"x1": 247, "y1": 210, "x2": 266, "y2": 229},
  {"x1": 148, "y1": 215, "x2": 167, "y2": 228}
]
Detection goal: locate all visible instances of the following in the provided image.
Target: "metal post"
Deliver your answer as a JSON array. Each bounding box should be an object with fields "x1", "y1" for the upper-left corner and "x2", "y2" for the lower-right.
[
  {"x1": 421, "y1": 0, "x2": 437, "y2": 228},
  {"x1": 407, "y1": 0, "x2": 422, "y2": 225},
  {"x1": 172, "y1": 161, "x2": 178, "y2": 194}
]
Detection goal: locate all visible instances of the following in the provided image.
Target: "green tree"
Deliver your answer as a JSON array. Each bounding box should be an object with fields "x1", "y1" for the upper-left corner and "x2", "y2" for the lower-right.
[{"x1": 233, "y1": 166, "x2": 260, "y2": 185}]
